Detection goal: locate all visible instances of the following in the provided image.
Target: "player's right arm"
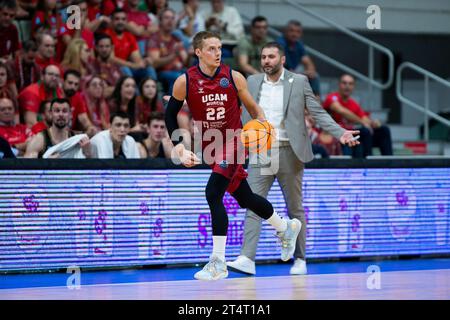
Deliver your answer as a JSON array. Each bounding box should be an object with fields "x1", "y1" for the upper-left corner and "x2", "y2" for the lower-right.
[
  {"x1": 232, "y1": 70, "x2": 266, "y2": 120},
  {"x1": 165, "y1": 75, "x2": 200, "y2": 167}
]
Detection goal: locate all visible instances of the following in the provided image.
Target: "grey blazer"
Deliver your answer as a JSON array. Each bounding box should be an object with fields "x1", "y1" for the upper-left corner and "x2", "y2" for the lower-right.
[{"x1": 242, "y1": 69, "x2": 345, "y2": 163}]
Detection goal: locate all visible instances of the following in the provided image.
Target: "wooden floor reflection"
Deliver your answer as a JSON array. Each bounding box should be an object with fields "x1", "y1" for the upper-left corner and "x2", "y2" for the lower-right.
[{"x1": 1, "y1": 268, "x2": 449, "y2": 300}]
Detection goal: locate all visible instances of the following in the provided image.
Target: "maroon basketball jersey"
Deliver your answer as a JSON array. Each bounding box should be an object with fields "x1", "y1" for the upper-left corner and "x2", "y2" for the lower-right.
[
  {"x1": 186, "y1": 63, "x2": 247, "y2": 191},
  {"x1": 186, "y1": 63, "x2": 242, "y2": 144}
]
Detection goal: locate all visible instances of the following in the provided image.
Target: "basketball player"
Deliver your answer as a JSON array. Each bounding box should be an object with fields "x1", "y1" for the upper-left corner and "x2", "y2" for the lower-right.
[{"x1": 165, "y1": 31, "x2": 303, "y2": 281}]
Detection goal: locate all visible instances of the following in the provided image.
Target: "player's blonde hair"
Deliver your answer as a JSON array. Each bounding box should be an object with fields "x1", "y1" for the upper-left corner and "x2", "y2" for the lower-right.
[{"x1": 192, "y1": 31, "x2": 221, "y2": 50}]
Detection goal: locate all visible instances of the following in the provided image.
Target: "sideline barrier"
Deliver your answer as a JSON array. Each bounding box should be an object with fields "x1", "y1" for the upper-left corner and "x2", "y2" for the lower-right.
[{"x1": 0, "y1": 159, "x2": 449, "y2": 273}]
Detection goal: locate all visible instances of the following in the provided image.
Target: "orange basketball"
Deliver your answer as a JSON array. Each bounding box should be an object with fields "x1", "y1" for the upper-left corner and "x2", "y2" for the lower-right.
[{"x1": 241, "y1": 120, "x2": 274, "y2": 153}]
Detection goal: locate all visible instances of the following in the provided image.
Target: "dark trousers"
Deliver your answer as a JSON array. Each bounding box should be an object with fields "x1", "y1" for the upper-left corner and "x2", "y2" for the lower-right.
[{"x1": 342, "y1": 125, "x2": 393, "y2": 158}]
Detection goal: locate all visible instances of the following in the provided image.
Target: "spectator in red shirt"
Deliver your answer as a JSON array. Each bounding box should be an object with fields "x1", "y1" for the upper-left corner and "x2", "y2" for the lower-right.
[
  {"x1": 0, "y1": 0, "x2": 21, "y2": 62},
  {"x1": 148, "y1": 8, "x2": 188, "y2": 94},
  {"x1": 30, "y1": 99, "x2": 52, "y2": 134},
  {"x1": 91, "y1": 33, "x2": 123, "y2": 98},
  {"x1": 125, "y1": 0, "x2": 157, "y2": 56},
  {"x1": 18, "y1": 64, "x2": 64, "y2": 127},
  {"x1": 136, "y1": 77, "x2": 164, "y2": 132},
  {"x1": 7, "y1": 40, "x2": 41, "y2": 92},
  {"x1": 85, "y1": 0, "x2": 112, "y2": 33},
  {"x1": 305, "y1": 109, "x2": 341, "y2": 157},
  {"x1": 105, "y1": 8, "x2": 157, "y2": 84},
  {"x1": 35, "y1": 32, "x2": 59, "y2": 72},
  {"x1": 86, "y1": 0, "x2": 114, "y2": 21},
  {"x1": 0, "y1": 97, "x2": 32, "y2": 156},
  {"x1": 81, "y1": 75, "x2": 110, "y2": 131},
  {"x1": 32, "y1": 0, "x2": 67, "y2": 61},
  {"x1": 62, "y1": 0, "x2": 95, "y2": 50},
  {"x1": 32, "y1": 1, "x2": 62, "y2": 37},
  {"x1": 323, "y1": 74, "x2": 393, "y2": 157},
  {"x1": 62, "y1": 69, "x2": 96, "y2": 136}
]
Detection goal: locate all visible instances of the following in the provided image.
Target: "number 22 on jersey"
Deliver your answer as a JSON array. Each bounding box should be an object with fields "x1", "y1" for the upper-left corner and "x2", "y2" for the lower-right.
[{"x1": 206, "y1": 107, "x2": 225, "y2": 121}]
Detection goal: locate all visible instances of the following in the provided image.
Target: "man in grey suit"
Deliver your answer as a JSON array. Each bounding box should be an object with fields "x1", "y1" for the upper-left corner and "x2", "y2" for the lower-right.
[{"x1": 227, "y1": 42, "x2": 359, "y2": 275}]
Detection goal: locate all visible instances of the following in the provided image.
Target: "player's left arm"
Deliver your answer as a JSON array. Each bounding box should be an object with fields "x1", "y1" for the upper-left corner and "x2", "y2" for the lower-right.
[{"x1": 232, "y1": 70, "x2": 265, "y2": 120}]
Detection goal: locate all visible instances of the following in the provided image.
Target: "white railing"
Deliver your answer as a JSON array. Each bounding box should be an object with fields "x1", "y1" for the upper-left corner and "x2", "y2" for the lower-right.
[
  {"x1": 396, "y1": 62, "x2": 450, "y2": 142},
  {"x1": 282, "y1": 0, "x2": 395, "y2": 109},
  {"x1": 240, "y1": 0, "x2": 395, "y2": 108}
]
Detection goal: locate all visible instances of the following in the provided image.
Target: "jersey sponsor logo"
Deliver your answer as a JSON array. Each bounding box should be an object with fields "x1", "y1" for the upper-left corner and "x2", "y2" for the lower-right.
[
  {"x1": 201, "y1": 93, "x2": 228, "y2": 104},
  {"x1": 220, "y1": 77, "x2": 230, "y2": 88}
]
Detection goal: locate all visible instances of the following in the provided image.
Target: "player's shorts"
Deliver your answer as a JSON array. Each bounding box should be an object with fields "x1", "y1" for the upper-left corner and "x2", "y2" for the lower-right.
[
  {"x1": 211, "y1": 163, "x2": 248, "y2": 194},
  {"x1": 206, "y1": 137, "x2": 248, "y2": 193}
]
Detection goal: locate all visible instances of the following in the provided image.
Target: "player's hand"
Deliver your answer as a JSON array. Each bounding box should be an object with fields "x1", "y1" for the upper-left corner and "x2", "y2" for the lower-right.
[
  {"x1": 256, "y1": 119, "x2": 274, "y2": 132},
  {"x1": 174, "y1": 143, "x2": 201, "y2": 167},
  {"x1": 339, "y1": 130, "x2": 360, "y2": 147}
]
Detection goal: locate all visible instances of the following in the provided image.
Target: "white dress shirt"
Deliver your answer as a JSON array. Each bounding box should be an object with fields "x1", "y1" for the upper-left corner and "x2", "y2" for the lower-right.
[{"x1": 259, "y1": 69, "x2": 289, "y2": 141}]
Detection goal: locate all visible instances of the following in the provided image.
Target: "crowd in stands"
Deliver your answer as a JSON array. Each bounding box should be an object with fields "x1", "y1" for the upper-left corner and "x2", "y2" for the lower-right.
[{"x1": 0, "y1": 0, "x2": 392, "y2": 160}]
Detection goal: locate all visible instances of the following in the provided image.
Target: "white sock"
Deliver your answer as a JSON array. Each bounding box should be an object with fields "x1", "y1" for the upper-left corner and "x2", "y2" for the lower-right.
[
  {"x1": 212, "y1": 236, "x2": 226, "y2": 261},
  {"x1": 267, "y1": 211, "x2": 288, "y2": 232}
]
